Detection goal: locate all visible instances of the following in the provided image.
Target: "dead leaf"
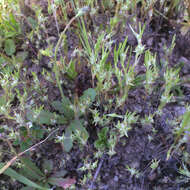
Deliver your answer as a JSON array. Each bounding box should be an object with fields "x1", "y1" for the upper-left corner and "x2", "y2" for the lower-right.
[{"x1": 58, "y1": 178, "x2": 76, "y2": 189}]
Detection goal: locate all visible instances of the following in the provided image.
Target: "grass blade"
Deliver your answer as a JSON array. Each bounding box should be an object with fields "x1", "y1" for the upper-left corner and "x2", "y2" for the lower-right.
[{"x1": 0, "y1": 163, "x2": 50, "y2": 190}]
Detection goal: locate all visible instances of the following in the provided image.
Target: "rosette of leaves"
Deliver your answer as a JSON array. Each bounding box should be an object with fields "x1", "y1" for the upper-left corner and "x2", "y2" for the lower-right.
[{"x1": 26, "y1": 88, "x2": 96, "y2": 152}]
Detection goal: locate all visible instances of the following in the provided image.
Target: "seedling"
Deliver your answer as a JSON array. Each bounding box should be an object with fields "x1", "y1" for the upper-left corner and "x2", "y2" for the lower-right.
[
  {"x1": 150, "y1": 159, "x2": 160, "y2": 172},
  {"x1": 129, "y1": 22, "x2": 146, "y2": 59},
  {"x1": 158, "y1": 67, "x2": 180, "y2": 112},
  {"x1": 126, "y1": 165, "x2": 141, "y2": 178},
  {"x1": 94, "y1": 127, "x2": 109, "y2": 151},
  {"x1": 144, "y1": 50, "x2": 159, "y2": 95},
  {"x1": 115, "y1": 111, "x2": 139, "y2": 138}
]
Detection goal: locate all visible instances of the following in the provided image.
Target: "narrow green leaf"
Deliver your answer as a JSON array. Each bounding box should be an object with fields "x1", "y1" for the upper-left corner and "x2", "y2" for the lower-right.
[
  {"x1": 20, "y1": 187, "x2": 34, "y2": 190},
  {"x1": 106, "y1": 113, "x2": 123, "y2": 119},
  {"x1": 19, "y1": 167, "x2": 41, "y2": 181},
  {"x1": 67, "y1": 60, "x2": 78, "y2": 79},
  {"x1": 63, "y1": 128, "x2": 73, "y2": 152},
  {"x1": 0, "y1": 163, "x2": 50, "y2": 190},
  {"x1": 21, "y1": 157, "x2": 44, "y2": 178},
  {"x1": 176, "y1": 110, "x2": 190, "y2": 140}
]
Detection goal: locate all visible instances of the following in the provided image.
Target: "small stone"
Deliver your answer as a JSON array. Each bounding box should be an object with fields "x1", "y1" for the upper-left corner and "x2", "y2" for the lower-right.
[
  {"x1": 114, "y1": 176, "x2": 119, "y2": 182},
  {"x1": 130, "y1": 161, "x2": 140, "y2": 169},
  {"x1": 147, "y1": 37, "x2": 154, "y2": 46},
  {"x1": 148, "y1": 172, "x2": 157, "y2": 181}
]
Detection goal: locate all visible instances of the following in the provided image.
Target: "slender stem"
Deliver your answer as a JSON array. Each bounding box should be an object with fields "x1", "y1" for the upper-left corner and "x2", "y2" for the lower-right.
[
  {"x1": 54, "y1": 16, "x2": 77, "y2": 61},
  {"x1": 0, "y1": 128, "x2": 59, "y2": 175}
]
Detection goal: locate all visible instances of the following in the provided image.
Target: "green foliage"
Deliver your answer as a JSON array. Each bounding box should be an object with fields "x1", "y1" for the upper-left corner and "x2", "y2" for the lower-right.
[
  {"x1": 80, "y1": 88, "x2": 97, "y2": 105},
  {"x1": 23, "y1": 88, "x2": 96, "y2": 153},
  {"x1": 64, "y1": 119, "x2": 89, "y2": 152},
  {"x1": 126, "y1": 165, "x2": 141, "y2": 178},
  {"x1": 0, "y1": 155, "x2": 75, "y2": 189},
  {"x1": 115, "y1": 111, "x2": 139, "y2": 138},
  {"x1": 51, "y1": 96, "x2": 74, "y2": 120},
  {"x1": 113, "y1": 36, "x2": 132, "y2": 105},
  {"x1": 26, "y1": 109, "x2": 67, "y2": 125},
  {"x1": 0, "y1": 162, "x2": 50, "y2": 190},
  {"x1": 4, "y1": 39, "x2": 16, "y2": 56},
  {"x1": 0, "y1": 7, "x2": 21, "y2": 57},
  {"x1": 66, "y1": 60, "x2": 78, "y2": 79},
  {"x1": 53, "y1": 88, "x2": 96, "y2": 152},
  {"x1": 167, "y1": 108, "x2": 190, "y2": 160},
  {"x1": 176, "y1": 108, "x2": 190, "y2": 142},
  {"x1": 144, "y1": 50, "x2": 158, "y2": 94},
  {"x1": 94, "y1": 127, "x2": 109, "y2": 151},
  {"x1": 158, "y1": 67, "x2": 180, "y2": 111}
]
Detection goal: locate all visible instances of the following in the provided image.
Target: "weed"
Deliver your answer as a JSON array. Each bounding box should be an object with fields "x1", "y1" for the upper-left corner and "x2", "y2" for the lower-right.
[
  {"x1": 94, "y1": 127, "x2": 109, "y2": 152},
  {"x1": 158, "y1": 67, "x2": 180, "y2": 112},
  {"x1": 126, "y1": 165, "x2": 141, "y2": 178},
  {"x1": 144, "y1": 50, "x2": 158, "y2": 95},
  {"x1": 115, "y1": 111, "x2": 139, "y2": 138},
  {"x1": 78, "y1": 159, "x2": 98, "y2": 180},
  {"x1": 150, "y1": 159, "x2": 160, "y2": 171}
]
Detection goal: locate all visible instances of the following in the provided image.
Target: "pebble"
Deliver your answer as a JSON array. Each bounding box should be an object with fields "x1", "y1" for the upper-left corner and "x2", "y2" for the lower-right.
[
  {"x1": 114, "y1": 176, "x2": 119, "y2": 182},
  {"x1": 147, "y1": 37, "x2": 154, "y2": 46},
  {"x1": 148, "y1": 172, "x2": 157, "y2": 181}
]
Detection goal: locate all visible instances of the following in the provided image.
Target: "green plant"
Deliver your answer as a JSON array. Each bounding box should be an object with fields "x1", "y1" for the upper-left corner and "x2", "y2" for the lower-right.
[
  {"x1": 1, "y1": 0, "x2": 190, "y2": 189},
  {"x1": 0, "y1": 67, "x2": 20, "y2": 120},
  {"x1": 158, "y1": 67, "x2": 180, "y2": 112},
  {"x1": 0, "y1": 162, "x2": 50, "y2": 190},
  {"x1": 107, "y1": 129, "x2": 117, "y2": 156},
  {"x1": 26, "y1": 88, "x2": 96, "y2": 152},
  {"x1": 112, "y1": 22, "x2": 146, "y2": 107},
  {"x1": 78, "y1": 159, "x2": 98, "y2": 185},
  {"x1": 150, "y1": 158, "x2": 160, "y2": 171},
  {"x1": 177, "y1": 162, "x2": 190, "y2": 184},
  {"x1": 144, "y1": 50, "x2": 159, "y2": 95},
  {"x1": 115, "y1": 111, "x2": 139, "y2": 138},
  {"x1": 94, "y1": 127, "x2": 109, "y2": 152},
  {"x1": 126, "y1": 165, "x2": 141, "y2": 178},
  {"x1": 129, "y1": 22, "x2": 145, "y2": 60},
  {"x1": 113, "y1": 36, "x2": 131, "y2": 106},
  {"x1": 141, "y1": 114, "x2": 154, "y2": 126},
  {"x1": 167, "y1": 107, "x2": 190, "y2": 160},
  {"x1": 0, "y1": 156, "x2": 76, "y2": 189},
  {"x1": 79, "y1": 26, "x2": 113, "y2": 91},
  {"x1": 54, "y1": 6, "x2": 90, "y2": 61},
  {"x1": 0, "y1": 1, "x2": 21, "y2": 57}
]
